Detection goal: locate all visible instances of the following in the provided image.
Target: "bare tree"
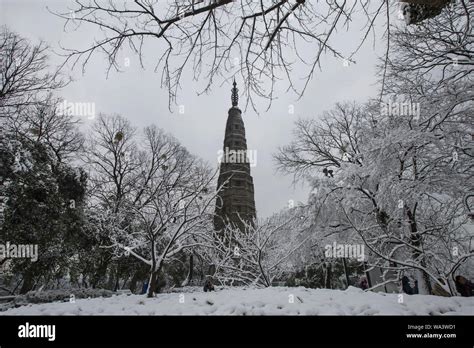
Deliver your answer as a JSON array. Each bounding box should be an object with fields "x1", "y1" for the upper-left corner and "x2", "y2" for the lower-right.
[
  {"x1": 8, "y1": 94, "x2": 84, "y2": 165},
  {"x1": 114, "y1": 166, "x2": 218, "y2": 297},
  {"x1": 84, "y1": 115, "x2": 221, "y2": 297},
  {"x1": 52, "y1": 1, "x2": 395, "y2": 111},
  {"x1": 275, "y1": 97, "x2": 473, "y2": 294},
  {"x1": 387, "y1": 0, "x2": 473, "y2": 89},
  {"x1": 83, "y1": 114, "x2": 140, "y2": 213},
  {"x1": 52, "y1": 1, "x2": 468, "y2": 111},
  {"x1": 274, "y1": 102, "x2": 364, "y2": 182},
  {"x1": 0, "y1": 27, "x2": 65, "y2": 118},
  {"x1": 206, "y1": 207, "x2": 311, "y2": 287},
  {"x1": 276, "y1": 1, "x2": 474, "y2": 293}
]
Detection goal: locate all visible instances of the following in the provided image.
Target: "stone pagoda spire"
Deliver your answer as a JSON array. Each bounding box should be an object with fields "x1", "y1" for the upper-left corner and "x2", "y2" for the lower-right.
[
  {"x1": 231, "y1": 79, "x2": 239, "y2": 107},
  {"x1": 214, "y1": 79, "x2": 256, "y2": 232}
]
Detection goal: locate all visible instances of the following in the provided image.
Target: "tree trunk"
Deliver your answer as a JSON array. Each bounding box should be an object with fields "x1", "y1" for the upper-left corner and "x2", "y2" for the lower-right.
[
  {"x1": 342, "y1": 258, "x2": 350, "y2": 289},
  {"x1": 364, "y1": 261, "x2": 373, "y2": 288},
  {"x1": 181, "y1": 255, "x2": 194, "y2": 287},
  {"x1": 188, "y1": 255, "x2": 194, "y2": 283},
  {"x1": 129, "y1": 271, "x2": 140, "y2": 294},
  {"x1": 91, "y1": 256, "x2": 111, "y2": 288},
  {"x1": 19, "y1": 273, "x2": 35, "y2": 294},
  {"x1": 114, "y1": 266, "x2": 120, "y2": 291},
  {"x1": 147, "y1": 270, "x2": 157, "y2": 298},
  {"x1": 324, "y1": 262, "x2": 332, "y2": 289},
  {"x1": 406, "y1": 207, "x2": 432, "y2": 294},
  {"x1": 147, "y1": 261, "x2": 164, "y2": 298}
]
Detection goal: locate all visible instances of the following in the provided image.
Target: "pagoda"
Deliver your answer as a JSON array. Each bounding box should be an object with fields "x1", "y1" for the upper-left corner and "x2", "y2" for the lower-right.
[{"x1": 214, "y1": 80, "x2": 256, "y2": 232}]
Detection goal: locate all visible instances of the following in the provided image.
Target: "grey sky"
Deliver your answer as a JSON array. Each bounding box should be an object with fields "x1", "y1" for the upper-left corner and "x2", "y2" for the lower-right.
[{"x1": 1, "y1": 0, "x2": 386, "y2": 218}]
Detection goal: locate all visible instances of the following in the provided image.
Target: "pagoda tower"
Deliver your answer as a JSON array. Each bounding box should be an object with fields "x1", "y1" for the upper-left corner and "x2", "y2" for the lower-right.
[{"x1": 214, "y1": 80, "x2": 256, "y2": 232}]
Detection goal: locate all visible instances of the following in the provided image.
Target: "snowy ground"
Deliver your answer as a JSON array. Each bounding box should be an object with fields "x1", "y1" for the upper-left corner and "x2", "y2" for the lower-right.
[{"x1": 2, "y1": 286, "x2": 473, "y2": 315}]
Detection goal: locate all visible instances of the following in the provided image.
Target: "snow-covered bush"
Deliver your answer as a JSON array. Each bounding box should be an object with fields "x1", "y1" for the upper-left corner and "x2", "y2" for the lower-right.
[
  {"x1": 16, "y1": 288, "x2": 114, "y2": 305},
  {"x1": 0, "y1": 288, "x2": 117, "y2": 311},
  {"x1": 205, "y1": 207, "x2": 312, "y2": 287}
]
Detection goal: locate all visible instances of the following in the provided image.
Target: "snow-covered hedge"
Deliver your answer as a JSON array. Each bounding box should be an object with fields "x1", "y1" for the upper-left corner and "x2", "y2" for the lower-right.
[
  {"x1": 0, "y1": 289, "x2": 116, "y2": 311},
  {"x1": 163, "y1": 286, "x2": 207, "y2": 293},
  {"x1": 15, "y1": 288, "x2": 115, "y2": 305},
  {"x1": 0, "y1": 288, "x2": 117, "y2": 311}
]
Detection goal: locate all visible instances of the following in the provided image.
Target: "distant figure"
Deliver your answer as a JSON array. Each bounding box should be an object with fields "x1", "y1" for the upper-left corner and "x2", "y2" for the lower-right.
[
  {"x1": 359, "y1": 276, "x2": 368, "y2": 290},
  {"x1": 203, "y1": 278, "x2": 215, "y2": 292},
  {"x1": 402, "y1": 276, "x2": 418, "y2": 295},
  {"x1": 141, "y1": 281, "x2": 148, "y2": 295},
  {"x1": 402, "y1": 276, "x2": 412, "y2": 294},
  {"x1": 432, "y1": 278, "x2": 451, "y2": 297},
  {"x1": 455, "y1": 275, "x2": 473, "y2": 297}
]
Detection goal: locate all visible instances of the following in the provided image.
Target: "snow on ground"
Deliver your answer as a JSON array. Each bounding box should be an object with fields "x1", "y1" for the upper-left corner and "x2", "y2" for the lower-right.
[{"x1": 2, "y1": 286, "x2": 473, "y2": 315}]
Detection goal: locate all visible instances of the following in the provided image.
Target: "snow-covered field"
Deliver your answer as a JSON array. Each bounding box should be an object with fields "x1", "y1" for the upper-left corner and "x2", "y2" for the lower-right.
[{"x1": 2, "y1": 286, "x2": 473, "y2": 315}]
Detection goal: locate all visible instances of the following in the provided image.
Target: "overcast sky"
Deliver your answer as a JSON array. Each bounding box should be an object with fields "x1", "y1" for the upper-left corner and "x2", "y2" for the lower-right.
[{"x1": 1, "y1": 0, "x2": 387, "y2": 218}]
